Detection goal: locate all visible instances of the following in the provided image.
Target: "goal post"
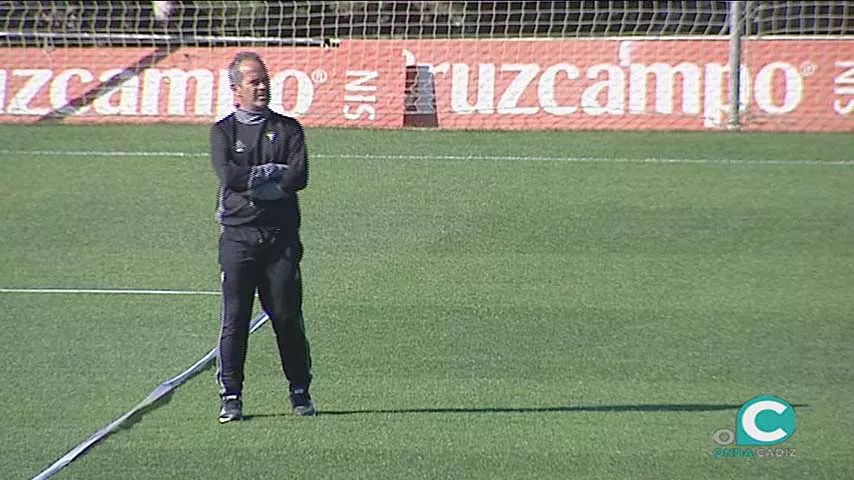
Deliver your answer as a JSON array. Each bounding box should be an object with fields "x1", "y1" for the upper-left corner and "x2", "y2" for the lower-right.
[
  {"x1": 729, "y1": 0, "x2": 745, "y2": 130},
  {"x1": 0, "y1": 1, "x2": 851, "y2": 131}
]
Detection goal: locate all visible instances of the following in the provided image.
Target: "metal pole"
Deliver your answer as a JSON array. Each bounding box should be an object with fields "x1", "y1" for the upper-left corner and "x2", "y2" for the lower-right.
[{"x1": 728, "y1": 1, "x2": 745, "y2": 130}]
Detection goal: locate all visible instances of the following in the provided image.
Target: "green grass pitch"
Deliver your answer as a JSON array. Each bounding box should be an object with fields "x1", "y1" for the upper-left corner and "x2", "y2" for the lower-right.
[{"x1": 0, "y1": 124, "x2": 852, "y2": 479}]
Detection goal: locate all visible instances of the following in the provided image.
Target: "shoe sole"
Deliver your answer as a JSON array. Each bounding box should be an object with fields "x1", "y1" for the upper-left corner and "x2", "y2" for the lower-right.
[
  {"x1": 218, "y1": 415, "x2": 243, "y2": 424},
  {"x1": 293, "y1": 406, "x2": 316, "y2": 416}
]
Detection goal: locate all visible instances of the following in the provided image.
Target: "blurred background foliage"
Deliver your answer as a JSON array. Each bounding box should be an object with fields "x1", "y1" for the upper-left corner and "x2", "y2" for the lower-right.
[{"x1": 2, "y1": 0, "x2": 851, "y2": 47}]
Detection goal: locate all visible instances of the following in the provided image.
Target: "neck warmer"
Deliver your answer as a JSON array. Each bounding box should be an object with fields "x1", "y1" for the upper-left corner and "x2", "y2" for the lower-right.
[{"x1": 235, "y1": 108, "x2": 268, "y2": 125}]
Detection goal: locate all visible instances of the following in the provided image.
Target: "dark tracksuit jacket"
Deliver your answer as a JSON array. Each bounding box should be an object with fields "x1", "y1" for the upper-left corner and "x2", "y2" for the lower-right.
[{"x1": 210, "y1": 109, "x2": 311, "y2": 397}]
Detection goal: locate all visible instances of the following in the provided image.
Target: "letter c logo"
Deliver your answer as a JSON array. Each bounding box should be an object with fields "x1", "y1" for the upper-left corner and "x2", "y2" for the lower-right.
[{"x1": 736, "y1": 395, "x2": 796, "y2": 446}]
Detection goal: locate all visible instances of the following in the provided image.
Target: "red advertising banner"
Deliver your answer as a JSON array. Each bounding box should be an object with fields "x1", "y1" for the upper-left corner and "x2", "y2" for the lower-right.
[
  {"x1": 0, "y1": 43, "x2": 404, "y2": 127},
  {"x1": 0, "y1": 39, "x2": 851, "y2": 131},
  {"x1": 395, "y1": 38, "x2": 854, "y2": 132}
]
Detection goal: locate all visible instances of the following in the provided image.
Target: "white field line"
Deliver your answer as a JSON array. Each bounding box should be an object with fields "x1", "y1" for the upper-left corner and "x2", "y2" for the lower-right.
[
  {"x1": 0, "y1": 149, "x2": 207, "y2": 158},
  {"x1": 0, "y1": 288, "x2": 219, "y2": 295},
  {"x1": 1, "y1": 149, "x2": 853, "y2": 166},
  {"x1": 31, "y1": 312, "x2": 270, "y2": 480}
]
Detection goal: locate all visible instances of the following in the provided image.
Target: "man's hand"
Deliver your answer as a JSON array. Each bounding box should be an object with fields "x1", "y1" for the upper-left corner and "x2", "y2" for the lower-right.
[
  {"x1": 249, "y1": 182, "x2": 285, "y2": 201},
  {"x1": 249, "y1": 163, "x2": 288, "y2": 189}
]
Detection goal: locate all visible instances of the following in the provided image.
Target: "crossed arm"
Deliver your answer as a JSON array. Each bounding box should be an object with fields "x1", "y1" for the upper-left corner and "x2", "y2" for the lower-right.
[
  {"x1": 210, "y1": 122, "x2": 308, "y2": 201},
  {"x1": 247, "y1": 163, "x2": 288, "y2": 200}
]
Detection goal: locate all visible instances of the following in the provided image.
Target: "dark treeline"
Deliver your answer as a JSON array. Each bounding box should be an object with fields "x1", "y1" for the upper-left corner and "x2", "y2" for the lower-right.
[{"x1": 4, "y1": 1, "x2": 852, "y2": 47}]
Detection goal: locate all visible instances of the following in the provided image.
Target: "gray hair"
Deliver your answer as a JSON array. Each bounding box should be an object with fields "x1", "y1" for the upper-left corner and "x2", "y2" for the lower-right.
[{"x1": 227, "y1": 51, "x2": 267, "y2": 88}]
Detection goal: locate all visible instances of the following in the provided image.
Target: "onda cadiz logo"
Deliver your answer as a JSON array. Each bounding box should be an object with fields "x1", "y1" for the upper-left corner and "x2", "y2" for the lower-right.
[{"x1": 712, "y1": 395, "x2": 797, "y2": 458}]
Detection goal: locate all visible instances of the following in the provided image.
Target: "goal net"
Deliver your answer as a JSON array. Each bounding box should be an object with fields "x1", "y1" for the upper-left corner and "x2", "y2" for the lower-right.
[{"x1": 0, "y1": 1, "x2": 851, "y2": 131}]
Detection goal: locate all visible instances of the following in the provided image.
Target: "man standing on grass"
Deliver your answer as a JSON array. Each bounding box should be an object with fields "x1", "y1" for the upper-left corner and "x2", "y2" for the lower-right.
[{"x1": 210, "y1": 51, "x2": 314, "y2": 423}]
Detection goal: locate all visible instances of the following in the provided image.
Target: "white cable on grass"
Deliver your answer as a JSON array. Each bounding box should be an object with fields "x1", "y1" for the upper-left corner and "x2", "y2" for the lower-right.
[
  {"x1": 0, "y1": 288, "x2": 219, "y2": 295},
  {"x1": 2, "y1": 149, "x2": 853, "y2": 166},
  {"x1": 31, "y1": 312, "x2": 269, "y2": 480}
]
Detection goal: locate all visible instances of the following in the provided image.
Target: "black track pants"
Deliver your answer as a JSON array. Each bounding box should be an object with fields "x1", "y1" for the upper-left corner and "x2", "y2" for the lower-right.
[{"x1": 216, "y1": 225, "x2": 312, "y2": 397}]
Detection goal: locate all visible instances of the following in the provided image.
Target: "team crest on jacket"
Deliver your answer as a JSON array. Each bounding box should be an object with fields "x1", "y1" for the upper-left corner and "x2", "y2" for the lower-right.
[
  {"x1": 266, "y1": 131, "x2": 276, "y2": 143},
  {"x1": 234, "y1": 139, "x2": 246, "y2": 153}
]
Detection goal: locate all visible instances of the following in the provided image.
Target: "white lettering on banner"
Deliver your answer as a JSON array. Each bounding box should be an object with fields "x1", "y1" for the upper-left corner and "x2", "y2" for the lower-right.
[
  {"x1": 754, "y1": 62, "x2": 803, "y2": 114},
  {"x1": 438, "y1": 60, "x2": 807, "y2": 127},
  {"x1": 50, "y1": 68, "x2": 94, "y2": 115},
  {"x1": 450, "y1": 63, "x2": 495, "y2": 114},
  {"x1": 0, "y1": 70, "x2": 6, "y2": 113},
  {"x1": 343, "y1": 70, "x2": 378, "y2": 121},
  {"x1": 0, "y1": 67, "x2": 318, "y2": 118},
  {"x1": 833, "y1": 61, "x2": 854, "y2": 115},
  {"x1": 141, "y1": 68, "x2": 213, "y2": 115},
  {"x1": 498, "y1": 64, "x2": 539, "y2": 114},
  {"x1": 270, "y1": 70, "x2": 314, "y2": 117},
  {"x1": 8, "y1": 69, "x2": 52, "y2": 115},
  {"x1": 539, "y1": 63, "x2": 579, "y2": 115},
  {"x1": 216, "y1": 69, "x2": 234, "y2": 119},
  {"x1": 703, "y1": 64, "x2": 751, "y2": 128},
  {"x1": 629, "y1": 63, "x2": 700, "y2": 114},
  {"x1": 0, "y1": 58, "x2": 819, "y2": 126},
  {"x1": 582, "y1": 64, "x2": 625, "y2": 116},
  {"x1": 93, "y1": 69, "x2": 140, "y2": 115}
]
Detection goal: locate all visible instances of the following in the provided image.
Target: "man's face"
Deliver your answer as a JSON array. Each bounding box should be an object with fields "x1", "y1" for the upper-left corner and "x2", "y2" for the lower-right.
[{"x1": 233, "y1": 59, "x2": 270, "y2": 112}]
